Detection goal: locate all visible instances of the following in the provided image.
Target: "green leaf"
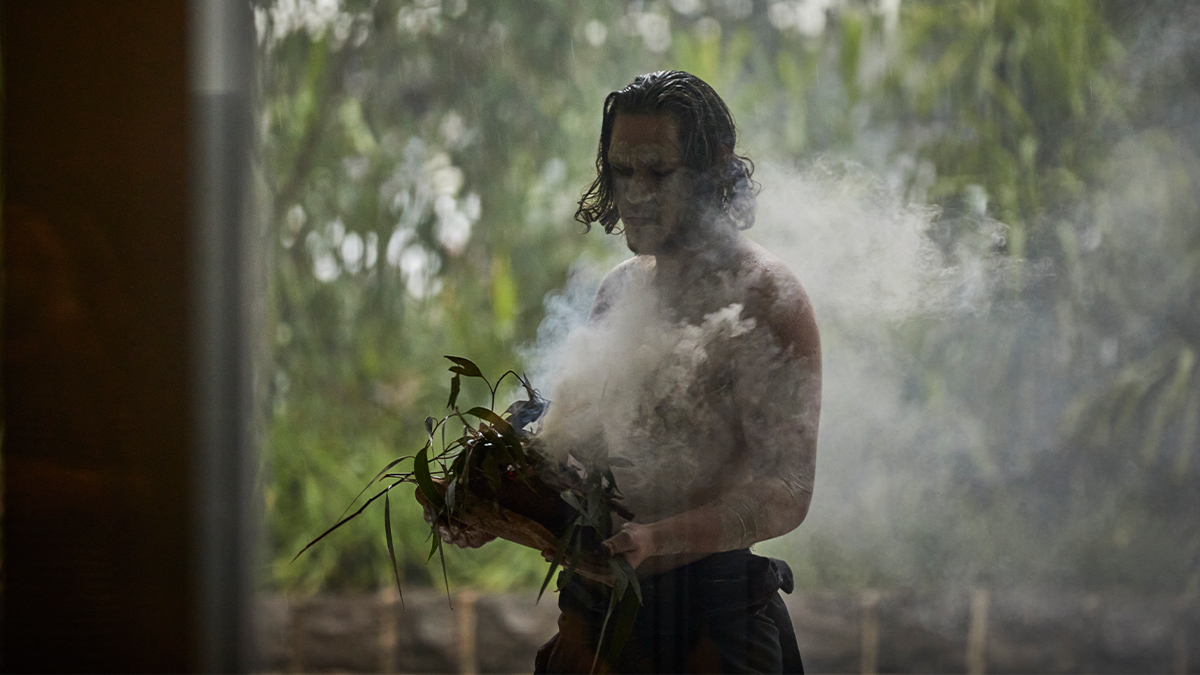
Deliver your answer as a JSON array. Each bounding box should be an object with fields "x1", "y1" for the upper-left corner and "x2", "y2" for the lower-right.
[
  {"x1": 537, "y1": 558, "x2": 560, "y2": 605},
  {"x1": 611, "y1": 556, "x2": 642, "y2": 605},
  {"x1": 413, "y1": 445, "x2": 444, "y2": 512},
  {"x1": 598, "y1": 509, "x2": 613, "y2": 541},
  {"x1": 516, "y1": 371, "x2": 537, "y2": 401},
  {"x1": 593, "y1": 563, "x2": 643, "y2": 671},
  {"x1": 445, "y1": 355, "x2": 483, "y2": 378},
  {"x1": 464, "y1": 407, "x2": 526, "y2": 469},
  {"x1": 457, "y1": 445, "x2": 472, "y2": 495},
  {"x1": 447, "y1": 373, "x2": 461, "y2": 409},
  {"x1": 591, "y1": 575, "x2": 643, "y2": 675},
  {"x1": 480, "y1": 449, "x2": 502, "y2": 493},
  {"x1": 558, "y1": 533, "x2": 584, "y2": 594},
  {"x1": 427, "y1": 526, "x2": 441, "y2": 563},
  {"x1": 540, "y1": 557, "x2": 561, "y2": 605},
  {"x1": 335, "y1": 454, "x2": 415, "y2": 522},
  {"x1": 586, "y1": 487, "x2": 601, "y2": 523},
  {"x1": 383, "y1": 491, "x2": 405, "y2": 609},
  {"x1": 480, "y1": 431, "x2": 516, "y2": 469},
  {"x1": 561, "y1": 490, "x2": 582, "y2": 513},
  {"x1": 292, "y1": 486, "x2": 393, "y2": 562},
  {"x1": 449, "y1": 448, "x2": 467, "y2": 475},
  {"x1": 437, "y1": 535, "x2": 453, "y2": 607},
  {"x1": 537, "y1": 518, "x2": 578, "y2": 603},
  {"x1": 372, "y1": 455, "x2": 416, "y2": 483},
  {"x1": 602, "y1": 584, "x2": 641, "y2": 669},
  {"x1": 464, "y1": 406, "x2": 520, "y2": 443},
  {"x1": 609, "y1": 557, "x2": 628, "y2": 600},
  {"x1": 591, "y1": 586, "x2": 619, "y2": 675}
]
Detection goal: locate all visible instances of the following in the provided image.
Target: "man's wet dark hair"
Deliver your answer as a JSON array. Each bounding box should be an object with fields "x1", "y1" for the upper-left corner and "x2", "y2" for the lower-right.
[{"x1": 575, "y1": 70, "x2": 758, "y2": 233}]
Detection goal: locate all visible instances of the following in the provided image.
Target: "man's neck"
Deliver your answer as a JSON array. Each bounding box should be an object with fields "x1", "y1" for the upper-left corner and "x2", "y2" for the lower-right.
[{"x1": 652, "y1": 228, "x2": 739, "y2": 284}]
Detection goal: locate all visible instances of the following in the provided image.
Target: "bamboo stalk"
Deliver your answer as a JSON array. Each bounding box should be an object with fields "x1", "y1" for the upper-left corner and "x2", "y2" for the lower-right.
[
  {"x1": 967, "y1": 587, "x2": 990, "y2": 675},
  {"x1": 378, "y1": 586, "x2": 400, "y2": 674},
  {"x1": 860, "y1": 590, "x2": 881, "y2": 675},
  {"x1": 457, "y1": 590, "x2": 478, "y2": 675}
]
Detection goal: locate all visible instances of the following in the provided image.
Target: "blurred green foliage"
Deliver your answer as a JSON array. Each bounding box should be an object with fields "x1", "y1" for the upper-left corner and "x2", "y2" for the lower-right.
[{"x1": 257, "y1": 0, "x2": 1199, "y2": 595}]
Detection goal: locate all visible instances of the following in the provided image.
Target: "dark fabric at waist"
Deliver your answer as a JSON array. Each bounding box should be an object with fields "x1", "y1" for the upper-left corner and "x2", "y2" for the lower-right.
[{"x1": 560, "y1": 549, "x2": 794, "y2": 632}]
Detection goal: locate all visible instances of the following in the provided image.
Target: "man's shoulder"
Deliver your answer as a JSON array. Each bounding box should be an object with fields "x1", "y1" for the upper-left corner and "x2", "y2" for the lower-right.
[
  {"x1": 602, "y1": 255, "x2": 654, "y2": 284},
  {"x1": 591, "y1": 255, "x2": 653, "y2": 320},
  {"x1": 597, "y1": 255, "x2": 653, "y2": 297},
  {"x1": 737, "y1": 240, "x2": 810, "y2": 311},
  {"x1": 736, "y1": 240, "x2": 819, "y2": 358}
]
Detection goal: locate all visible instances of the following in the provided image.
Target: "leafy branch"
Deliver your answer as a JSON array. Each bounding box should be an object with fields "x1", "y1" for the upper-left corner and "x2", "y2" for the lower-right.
[{"x1": 295, "y1": 355, "x2": 641, "y2": 668}]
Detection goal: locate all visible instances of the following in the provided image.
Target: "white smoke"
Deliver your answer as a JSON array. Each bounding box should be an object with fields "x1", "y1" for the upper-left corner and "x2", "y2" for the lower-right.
[
  {"x1": 521, "y1": 158, "x2": 1014, "y2": 585},
  {"x1": 746, "y1": 160, "x2": 1015, "y2": 583},
  {"x1": 751, "y1": 159, "x2": 1014, "y2": 322}
]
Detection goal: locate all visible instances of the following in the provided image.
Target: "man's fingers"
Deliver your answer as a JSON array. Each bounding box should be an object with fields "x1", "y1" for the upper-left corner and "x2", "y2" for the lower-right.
[
  {"x1": 419, "y1": 487, "x2": 494, "y2": 550},
  {"x1": 464, "y1": 530, "x2": 493, "y2": 548},
  {"x1": 601, "y1": 532, "x2": 634, "y2": 556}
]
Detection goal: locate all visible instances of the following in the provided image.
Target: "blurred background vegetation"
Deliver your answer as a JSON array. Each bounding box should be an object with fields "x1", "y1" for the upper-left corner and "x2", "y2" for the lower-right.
[{"x1": 254, "y1": 0, "x2": 1200, "y2": 597}]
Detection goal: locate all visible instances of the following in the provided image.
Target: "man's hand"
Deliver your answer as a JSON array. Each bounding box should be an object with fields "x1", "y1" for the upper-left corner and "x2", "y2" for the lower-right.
[
  {"x1": 601, "y1": 521, "x2": 655, "y2": 569},
  {"x1": 414, "y1": 486, "x2": 496, "y2": 549},
  {"x1": 534, "y1": 522, "x2": 655, "y2": 586},
  {"x1": 540, "y1": 547, "x2": 615, "y2": 585}
]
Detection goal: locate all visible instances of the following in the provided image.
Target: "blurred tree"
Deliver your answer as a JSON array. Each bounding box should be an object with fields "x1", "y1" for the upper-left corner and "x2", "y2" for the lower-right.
[
  {"x1": 257, "y1": 0, "x2": 1200, "y2": 596},
  {"x1": 258, "y1": 0, "x2": 629, "y2": 592}
]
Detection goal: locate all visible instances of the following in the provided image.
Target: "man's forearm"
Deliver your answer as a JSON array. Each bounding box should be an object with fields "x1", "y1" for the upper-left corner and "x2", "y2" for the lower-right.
[{"x1": 644, "y1": 477, "x2": 810, "y2": 556}]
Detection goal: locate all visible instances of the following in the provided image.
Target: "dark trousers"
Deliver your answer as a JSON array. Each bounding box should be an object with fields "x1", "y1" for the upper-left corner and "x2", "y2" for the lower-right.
[{"x1": 535, "y1": 550, "x2": 804, "y2": 674}]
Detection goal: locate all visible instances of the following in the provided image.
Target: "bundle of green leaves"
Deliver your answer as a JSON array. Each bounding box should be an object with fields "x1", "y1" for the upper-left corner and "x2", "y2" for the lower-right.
[{"x1": 295, "y1": 356, "x2": 642, "y2": 668}]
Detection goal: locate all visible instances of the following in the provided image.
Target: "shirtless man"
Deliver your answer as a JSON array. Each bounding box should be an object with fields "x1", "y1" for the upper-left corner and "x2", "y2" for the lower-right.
[{"x1": 437, "y1": 71, "x2": 821, "y2": 673}]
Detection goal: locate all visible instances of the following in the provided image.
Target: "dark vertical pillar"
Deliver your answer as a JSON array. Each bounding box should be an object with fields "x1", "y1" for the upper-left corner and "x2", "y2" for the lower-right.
[
  {"x1": 189, "y1": 0, "x2": 257, "y2": 672},
  {"x1": 1, "y1": 0, "x2": 255, "y2": 671}
]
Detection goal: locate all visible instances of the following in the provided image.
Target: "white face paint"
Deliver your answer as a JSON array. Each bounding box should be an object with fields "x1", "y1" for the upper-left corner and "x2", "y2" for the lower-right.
[{"x1": 608, "y1": 114, "x2": 698, "y2": 255}]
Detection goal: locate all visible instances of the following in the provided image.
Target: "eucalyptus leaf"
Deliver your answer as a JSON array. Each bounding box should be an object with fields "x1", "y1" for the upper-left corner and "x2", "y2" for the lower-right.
[
  {"x1": 336, "y1": 454, "x2": 413, "y2": 522},
  {"x1": 538, "y1": 518, "x2": 578, "y2": 603},
  {"x1": 537, "y1": 557, "x2": 561, "y2": 605},
  {"x1": 586, "y1": 488, "x2": 601, "y2": 523},
  {"x1": 517, "y1": 372, "x2": 538, "y2": 401},
  {"x1": 554, "y1": 515, "x2": 585, "y2": 594},
  {"x1": 602, "y1": 585, "x2": 642, "y2": 670},
  {"x1": 293, "y1": 486, "x2": 393, "y2": 562},
  {"x1": 608, "y1": 557, "x2": 628, "y2": 600},
  {"x1": 611, "y1": 556, "x2": 642, "y2": 604},
  {"x1": 427, "y1": 527, "x2": 441, "y2": 563},
  {"x1": 437, "y1": 536, "x2": 453, "y2": 607},
  {"x1": 464, "y1": 406, "x2": 522, "y2": 455},
  {"x1": 444, "y1": 355, "x2": 483, "y2": 378},
  {"x1": 558, "y1": 542, "x2": 584, "y2": 594},
  {"x1": 383, "y1": 491, "x2": 405, "y2": 608},
  {"x1": 591, "y1": 585, "x2": 619, "y2": 675},
  {"x1": 413, "y1": 445, "x2": 444, "y2": 512},
  {"x1": 295, "y1": 357, "x2": 639, "y2": 616},
  {"x1": 447, "y1": 373, "x2": 461, "y2": 409},
  {"x1": 480, "y1": 450, "x2": 502, "y2": 493},
  {"x1": 561, "y1": 490, "x2": 582, "y2": 512}
]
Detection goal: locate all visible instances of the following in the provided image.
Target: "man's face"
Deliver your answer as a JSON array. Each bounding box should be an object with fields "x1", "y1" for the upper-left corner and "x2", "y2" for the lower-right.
[{"x1": 608, "y1": 113, "x2": 697, "y2": 255}]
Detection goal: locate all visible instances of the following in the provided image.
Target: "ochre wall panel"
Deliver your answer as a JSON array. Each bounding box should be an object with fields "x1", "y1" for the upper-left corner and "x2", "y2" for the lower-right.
[{"x1": 3, "y1": 1, "x2": 194, "y2": 671}]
